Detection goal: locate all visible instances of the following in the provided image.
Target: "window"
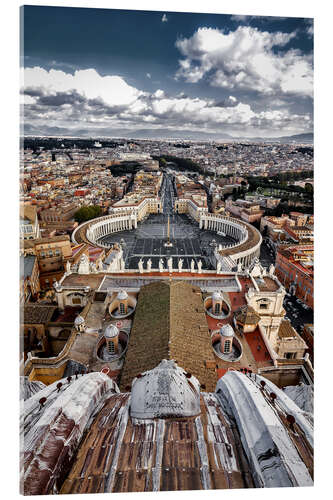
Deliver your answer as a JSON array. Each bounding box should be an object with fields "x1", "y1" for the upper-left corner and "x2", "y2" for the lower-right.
[
  {"x1": 214, "y1": 303, "x2": 220, "y2": 314},
  {"x1": 72, "y1": 298, "x2": 81, "y2": 305},
  {"x1": 119, "y1": 302, "x2": 125, "y2": 315},
  {"x1": 285, "y1": 352, "x2": 296, "y2": 359},
  {"x1": 108, "y1": 341, "x2": 115, "y2": 354},
  {"x1": 224, "y1": 340, "x2": 231, "y2": 353},
  {"x1": 259, "y1": 302, "x2": 268, "y2": 310}
]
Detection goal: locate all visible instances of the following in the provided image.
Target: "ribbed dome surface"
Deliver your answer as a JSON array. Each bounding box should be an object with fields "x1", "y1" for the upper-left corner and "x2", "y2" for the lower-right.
[
  {"x1": 104, "y1": 324, "x2": 119, "y2": 338},
  {"x1": 130, "y1": 359, "x2": 201, "y2": 419}
]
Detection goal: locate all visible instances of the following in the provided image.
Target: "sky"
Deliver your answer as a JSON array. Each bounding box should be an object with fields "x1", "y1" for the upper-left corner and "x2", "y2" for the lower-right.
[{"x1": 21, "y1": 6, "x2": 313, "y2": 139}]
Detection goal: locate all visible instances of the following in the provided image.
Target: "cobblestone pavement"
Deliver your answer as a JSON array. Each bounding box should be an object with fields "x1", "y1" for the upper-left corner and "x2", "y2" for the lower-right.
[
  {"x1": 283, "y1": 294, "x2": 313, "y2": 333},
  {"x1": 259, "y1": 238, "x2": 276, "y2": 268},
  {"x1": 100, "y1": 214, "x2": 235, "y2": 270}
]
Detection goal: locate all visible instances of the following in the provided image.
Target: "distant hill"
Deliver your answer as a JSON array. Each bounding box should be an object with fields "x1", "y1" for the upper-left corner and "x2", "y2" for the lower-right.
[
  {"x1": 23, "y1": 123, "x2": 313, "y2": 144},
  {"x1": 23, "y1": 124, "x2": 234, "y2": 141},
  {"x1": 102, "y1": 128, "x2": 235, "y2": 141},
  {"x1": 246, "y1": 133, "x2": 313, "y2": 144}
]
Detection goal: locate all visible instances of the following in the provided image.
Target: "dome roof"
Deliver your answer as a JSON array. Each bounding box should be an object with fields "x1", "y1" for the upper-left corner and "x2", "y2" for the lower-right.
[
  {"x1": 130, "y1": 359, "x2": 201, "y2": 419},
  {"x1": 212, "y1": 291, "x2": 222, "y2": 301},
  {"x1": 117, "y1": 290, "x2": 128, "y2": 300},
  {"x1": 104, "y1": 324, "x2": 119, "y2": 339},
  {"x1": 74, "y1": 315, "x2": 85, "y2": 325},
  {"x1": 220, "y1": 324, "x2": 234, "y2": 337}
]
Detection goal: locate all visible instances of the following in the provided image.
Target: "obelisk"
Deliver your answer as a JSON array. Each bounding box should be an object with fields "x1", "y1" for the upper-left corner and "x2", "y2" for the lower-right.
[{"x1": 164, "y1": 215, "x2": 173, "y2": 247}]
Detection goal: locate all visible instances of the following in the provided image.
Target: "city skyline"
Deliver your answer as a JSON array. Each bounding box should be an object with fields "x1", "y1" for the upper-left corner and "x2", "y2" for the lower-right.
[{"x1": 21, "y1": 6, "x2": 313, "y2": 139}]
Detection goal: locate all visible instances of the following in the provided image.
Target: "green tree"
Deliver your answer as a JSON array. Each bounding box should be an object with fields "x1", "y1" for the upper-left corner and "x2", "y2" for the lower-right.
[
  {"x1": 304, "y1": 182, "x2": 314, "y2": 194},
  {"x1": 232, "y1": 187, "x2": 238, "y2": 201},
  {"x1": 74, "y1": 205, "x2": 102, "y2": 224}
]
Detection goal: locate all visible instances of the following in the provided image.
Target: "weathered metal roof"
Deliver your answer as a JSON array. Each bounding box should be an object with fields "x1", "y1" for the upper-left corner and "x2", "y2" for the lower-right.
[
  {"x1": 60, "y1": 392, "x2": 253, "y2": 494},
  {"x1": 22, "y1": 368, "x2": 313, "y2": 495},
  {"x1": 130, "y1": 360, "x2": 201, "y2": 419}
]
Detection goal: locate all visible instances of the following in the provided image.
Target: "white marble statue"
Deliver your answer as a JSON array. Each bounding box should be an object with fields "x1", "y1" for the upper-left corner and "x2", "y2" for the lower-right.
[
  {"x1": 178, "y1": 258, "x2": 183, "y2": 272},
  {"x1": 120, "y1": 258, "x2": 125, "y2": 271},
  {"x1": 269, "y1": 264, "x2": 275, "y2": 275},
  {"x1": 237, "y1": 262, "x2": 243, "y2": 273},
  {"x1": 138, "y1": 258, "x2": 144, "y2": 274},
  {"x1": 78, "y1": 254, "x2": 90, "y2": 274},
  {"x1": 65, "y1": 260, "x2": 71, "y2": 273},
  {"x1": 90, "y1": 261, "x2": 97, "y2": 273},
  {"x1": 216, "y1": 261, "x2": 221, "y2": 274},
  {"x1": 191, "y1": 259, "x2": 195, "y2": 273},
  {"x1": 249, "y1": 257, "x2": 264, "y2": 279},
  {"x1": 159, "y1": 258, "x2": 164, "y2": 272},
  {"x1": 98, "y1": 259, "x2": 104, "y2": 272},
  {"x1": 147, "y1": 258, "x2": 152, "y2": 272},
  {"x1": 197, "y1": 260, "x2": 202, "y2": 273},
  {"x1": 167, "y1": 256, "x2": 173, "y2": 272}
]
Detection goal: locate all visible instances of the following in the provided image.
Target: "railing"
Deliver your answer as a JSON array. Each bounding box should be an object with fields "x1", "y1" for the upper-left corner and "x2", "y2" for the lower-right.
[{"x1": 24, "y1": 301, "x2": 92, "y2": 375}]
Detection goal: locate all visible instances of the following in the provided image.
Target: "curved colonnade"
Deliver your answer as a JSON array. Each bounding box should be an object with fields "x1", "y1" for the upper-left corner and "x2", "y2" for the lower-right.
[
  {"x1": 200, "y1": 213, "x2": 247, "y2": 242},
  {"x1": 72, "y1": 211, "x2": 262, "y2": 268},
  {"x1": 199, "y1": 214, "x2": 262, "y2": 267},
  {"x1": 72, "y1": 213, "x2": 138, "y2": 247}
]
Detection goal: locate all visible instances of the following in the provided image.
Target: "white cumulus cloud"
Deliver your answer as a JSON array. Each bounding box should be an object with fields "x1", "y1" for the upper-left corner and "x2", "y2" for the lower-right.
[
  {"x1": 22, "y1": 66, "x2": 312, "y2": 137},
  {"x1": 23, "y1": 67, "x2": 142, "y2": 107},
  {"x1": 175, "y1": 26, "x2": 313, "y2": 97}
]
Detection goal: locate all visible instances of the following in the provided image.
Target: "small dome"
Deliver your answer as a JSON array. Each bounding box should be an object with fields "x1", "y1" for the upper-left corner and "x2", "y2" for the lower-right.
[
  {"x1": 130, "y1": 360, "x2": 201, "y2": 419},
  {"x1": 104, "y1": 324, "x2": 119, "y2": 339},
  {"x1": 212, "y1": 291, "x2": 222, "y2": 301},
  {"x1": 220, "y1": 324, "x2": 234, "y2": 337},
  {"x1": 117, "y1": 290, "x2": 128, "y2": 300},
  {"x1": 74, "y1": 315, "x2": 85, "y2": 325}
]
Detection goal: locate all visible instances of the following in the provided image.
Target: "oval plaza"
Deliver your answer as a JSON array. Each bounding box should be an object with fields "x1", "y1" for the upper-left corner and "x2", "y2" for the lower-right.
[{"x1": 72, "y1": 174, "x2": 262, "y2": 273}]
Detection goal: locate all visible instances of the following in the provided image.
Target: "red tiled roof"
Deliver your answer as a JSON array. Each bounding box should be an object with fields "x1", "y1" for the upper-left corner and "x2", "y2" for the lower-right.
[{"x1": 243, "y1": 327, "x2": 272, "y2": 363}]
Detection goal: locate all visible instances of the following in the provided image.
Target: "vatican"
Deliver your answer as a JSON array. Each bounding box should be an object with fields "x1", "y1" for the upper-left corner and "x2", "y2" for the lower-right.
[{"x1": 19, "y1": 5, "x2": 314, "y2": 497}]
